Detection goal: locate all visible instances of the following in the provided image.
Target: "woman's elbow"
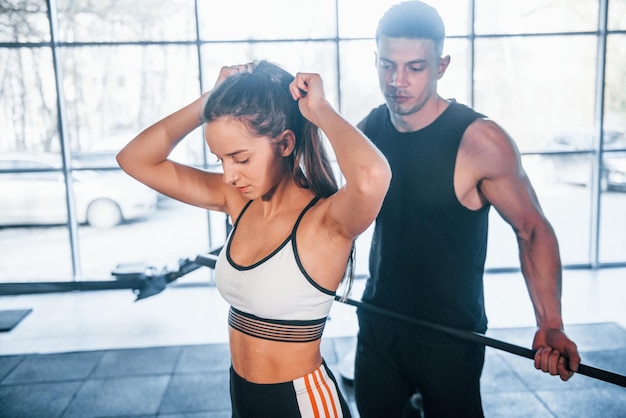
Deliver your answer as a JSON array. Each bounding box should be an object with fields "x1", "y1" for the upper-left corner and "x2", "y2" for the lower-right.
[
  {"x1": 115, "y1": 146, "x2": 144, "y2": 177},
  {"x1": 115, "y1": 149, "x2": 130, "y2": 172},
  {"x1": 359, "y1": 159, "x2": 392, "y2": 199},
  {"x1": 373, "y1": 156, "x2": 392, "y2": 189}
]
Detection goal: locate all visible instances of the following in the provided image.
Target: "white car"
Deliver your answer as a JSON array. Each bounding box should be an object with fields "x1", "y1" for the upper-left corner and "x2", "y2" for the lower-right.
[
  {"x1": 544, "y1": 128, "x2": 626, "y2": 192},
  {"x1": 0, "y1": 152, "x2": 158, "y2": 228}
]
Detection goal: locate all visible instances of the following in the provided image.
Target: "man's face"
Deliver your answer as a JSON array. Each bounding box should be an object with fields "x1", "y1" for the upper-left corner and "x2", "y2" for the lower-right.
[{"x1": 375, "y1": 36, "x2": 445, "y2": 117}]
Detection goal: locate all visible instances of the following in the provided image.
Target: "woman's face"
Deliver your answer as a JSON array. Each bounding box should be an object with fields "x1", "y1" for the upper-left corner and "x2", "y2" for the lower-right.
[{"x1": 205, "y1": 117, "x2": 288, "y2": 200}]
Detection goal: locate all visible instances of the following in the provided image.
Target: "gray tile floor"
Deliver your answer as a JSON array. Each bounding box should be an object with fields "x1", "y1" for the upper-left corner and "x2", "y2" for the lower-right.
[{"x1": 1, "y1": 268, "x2": 626, "y2": 417}]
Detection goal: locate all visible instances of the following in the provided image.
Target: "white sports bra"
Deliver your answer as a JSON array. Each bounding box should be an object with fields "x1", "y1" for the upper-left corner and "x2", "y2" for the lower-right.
[{"x1": 214, "y1": 197, "x2": 336, "y2": 343}]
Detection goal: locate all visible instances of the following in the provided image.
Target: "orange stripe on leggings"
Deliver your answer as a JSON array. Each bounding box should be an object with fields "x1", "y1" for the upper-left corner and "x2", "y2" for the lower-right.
[
  {"x1": 311, "y1": 369, "x2": 331, "y2": 417},
  {"x1": 304, "y1": 374, "x2": 321, "y2": 418},
  {"x1": 318, "y1": 368, "x2": 339, "y2": 417}
]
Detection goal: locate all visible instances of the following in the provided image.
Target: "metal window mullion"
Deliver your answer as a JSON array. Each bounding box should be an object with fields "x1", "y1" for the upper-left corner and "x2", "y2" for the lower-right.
[
  {"x1": 469, "y1": 0, "x2": 476, "y2": 108},
  {"x1": 334, "y1": 0, "x2": 342, "y2": 114},
  {"x1": 589, "y1": 0, "x2": 609, "y2": 268},
  {"x1": 192, "y1": 0, "x2": 216, "y2": 252},
  {"x1": 47, "y1": 0, "x2": 82, "y2": 280}
]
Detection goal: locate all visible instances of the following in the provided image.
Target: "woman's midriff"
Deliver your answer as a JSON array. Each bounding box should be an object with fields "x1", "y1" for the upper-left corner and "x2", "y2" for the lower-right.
[{"x1": 228, "y1": 327, "x2": 323, "y2": 383}]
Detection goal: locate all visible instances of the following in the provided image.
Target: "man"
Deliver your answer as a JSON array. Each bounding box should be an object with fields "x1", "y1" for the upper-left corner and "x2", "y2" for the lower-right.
[{"x1": 353, "y1": 2, "x2": 581, "y2": 417}]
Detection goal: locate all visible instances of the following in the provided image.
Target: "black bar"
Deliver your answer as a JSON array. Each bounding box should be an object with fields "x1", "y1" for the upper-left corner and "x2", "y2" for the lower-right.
[
  {"x1": 336, "y1": 296, "x2": 626, "y2": 388},
  {"x1": 0, "y1": 280, "x2": 143, "y2": 295}
]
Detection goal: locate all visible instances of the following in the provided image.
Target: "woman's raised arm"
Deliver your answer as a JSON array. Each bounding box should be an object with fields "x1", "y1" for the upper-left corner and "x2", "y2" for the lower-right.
[
  {"x1": 289, "y1": 72, "x2": 391, "y2": 239},
  {"x1": 116, "y1": 93, "x2": 231, "y2": 212},
  {"x1": 117, "y1": 64, "x2": 254, "y2": 212}
]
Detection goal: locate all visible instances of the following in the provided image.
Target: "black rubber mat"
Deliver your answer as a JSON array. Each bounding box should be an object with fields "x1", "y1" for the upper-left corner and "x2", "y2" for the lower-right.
[{"x1": 1, "y1": 328, "x2": 626, "y2": 417}]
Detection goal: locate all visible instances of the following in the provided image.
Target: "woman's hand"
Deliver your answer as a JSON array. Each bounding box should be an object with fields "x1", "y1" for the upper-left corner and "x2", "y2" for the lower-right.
[
  {"x1": 289, "y1": 72, "x2": 330, "y2": 127},
  {"x1": 213, "y1": 61, "x2": 257, "y2": 88},
  {"x1": 200, "y1": 61, "x2": 257, "y2": 122}
]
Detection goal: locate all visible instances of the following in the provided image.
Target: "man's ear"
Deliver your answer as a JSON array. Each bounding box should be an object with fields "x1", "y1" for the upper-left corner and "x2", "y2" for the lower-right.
[
  {"x1": 437, "y1": 55, "x2": 451, "y2": 79},
  {"x1": 277, "y1": 130, "x2": 296, "y2": 156}
]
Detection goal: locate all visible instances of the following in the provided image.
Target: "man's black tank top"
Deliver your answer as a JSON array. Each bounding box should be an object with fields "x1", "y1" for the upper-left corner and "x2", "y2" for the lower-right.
[{"x1": 360, "y1": 101, "x2": 490, "y2": 336}]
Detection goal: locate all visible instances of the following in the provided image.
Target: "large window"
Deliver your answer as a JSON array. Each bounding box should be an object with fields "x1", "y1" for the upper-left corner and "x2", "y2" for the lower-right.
[{"x1": 1, "y1": 0, "x2": 624, "y2": 284}]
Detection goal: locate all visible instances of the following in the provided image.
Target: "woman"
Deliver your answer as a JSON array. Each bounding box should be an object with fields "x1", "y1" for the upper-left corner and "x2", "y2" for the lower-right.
[{"x1": 117, "y1": 60, "x2": 390, "y2": 417}]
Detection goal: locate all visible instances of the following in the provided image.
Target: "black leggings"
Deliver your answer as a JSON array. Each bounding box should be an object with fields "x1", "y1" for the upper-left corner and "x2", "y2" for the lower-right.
[
  {"x1": 354, "y1": 316, "x2": 485, "y2": 418},
  {"x1": 230, "y1": 360, "x2": 352, "y2": 418}
]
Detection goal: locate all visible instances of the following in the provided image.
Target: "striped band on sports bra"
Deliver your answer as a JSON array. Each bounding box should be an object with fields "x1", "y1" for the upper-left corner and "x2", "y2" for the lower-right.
[{"x1": 228, "y1": 306, "x2": 327, "y2": 343}]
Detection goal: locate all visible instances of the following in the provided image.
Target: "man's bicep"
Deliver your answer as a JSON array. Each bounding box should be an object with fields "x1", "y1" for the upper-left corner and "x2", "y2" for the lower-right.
[{"x1": 485, "y1": 172, "x2": 547, "y2": 240}]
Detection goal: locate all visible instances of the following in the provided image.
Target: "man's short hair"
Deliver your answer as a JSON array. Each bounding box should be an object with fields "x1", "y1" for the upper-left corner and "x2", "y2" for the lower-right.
[{"x1": 376, "y1": 1, "x2": 446, "y2": 56}]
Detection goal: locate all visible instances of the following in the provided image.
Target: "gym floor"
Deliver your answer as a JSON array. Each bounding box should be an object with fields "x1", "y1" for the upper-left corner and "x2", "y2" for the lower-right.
[{"x1": 1, "y1": 268, "x2": 625, "y2": 417}]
